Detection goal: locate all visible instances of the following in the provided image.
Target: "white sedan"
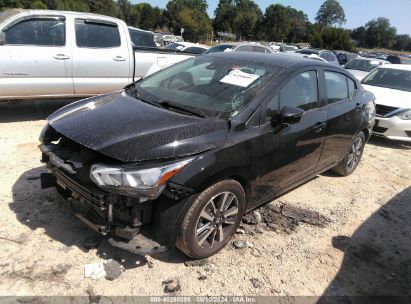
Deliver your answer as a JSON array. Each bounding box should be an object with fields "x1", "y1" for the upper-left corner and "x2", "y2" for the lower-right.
[
  {"x1": 362, "y1": 64, "x2": 411, "y2": 142},
  {"x1": 344, "y1": 58, "x2": 390, "y2": 80}
]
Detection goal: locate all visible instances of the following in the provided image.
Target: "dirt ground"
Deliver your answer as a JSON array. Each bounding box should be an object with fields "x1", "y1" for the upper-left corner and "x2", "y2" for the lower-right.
[{"x1": 0, "y1": 100, "x2": 410, "y2": 298}]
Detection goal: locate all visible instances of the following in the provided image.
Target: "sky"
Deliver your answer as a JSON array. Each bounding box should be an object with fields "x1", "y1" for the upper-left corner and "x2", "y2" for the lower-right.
[{"x1": 131, "y1": 0, "x2": 411, "y2": 35}]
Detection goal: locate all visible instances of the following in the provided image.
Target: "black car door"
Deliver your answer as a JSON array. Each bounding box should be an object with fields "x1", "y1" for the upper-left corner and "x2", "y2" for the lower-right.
[
  {"x1": 315, "y1": 69, "x2": 363, "y2": 170},
  {"x1": 249, "y1": 69, "x2": 327, "y2": 206}
]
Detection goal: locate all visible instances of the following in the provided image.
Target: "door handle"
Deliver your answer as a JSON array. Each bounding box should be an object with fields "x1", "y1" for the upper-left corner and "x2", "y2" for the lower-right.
[
  {"x1": 113, "y1": 56, "x2": 126, "y2": 62},
  {"x1": 312, "y1": 122, "x2": 326, "y2": 132},
  {"x1": 53, "y1": 54, "x2": 70, "y2": 60}
]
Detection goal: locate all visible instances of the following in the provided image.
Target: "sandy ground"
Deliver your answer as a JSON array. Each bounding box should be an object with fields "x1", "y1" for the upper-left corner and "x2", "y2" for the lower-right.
[{"x1": 0, "y1": 100, "x2": 410, "y2": 297}]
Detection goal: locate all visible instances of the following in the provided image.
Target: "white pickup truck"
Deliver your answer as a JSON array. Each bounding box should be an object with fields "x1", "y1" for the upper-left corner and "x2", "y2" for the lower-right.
[{"x1": 0, "y1": 9, "x2": 194, "y2": 100}]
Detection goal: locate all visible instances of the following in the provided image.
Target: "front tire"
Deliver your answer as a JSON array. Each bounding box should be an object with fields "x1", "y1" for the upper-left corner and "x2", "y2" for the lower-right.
[
  {"x1": 332, "y1": 131, "x2": 366, "y2": 176},
  {"x1": 176, "y1": 180, "x2": 245, "y2": 259}
]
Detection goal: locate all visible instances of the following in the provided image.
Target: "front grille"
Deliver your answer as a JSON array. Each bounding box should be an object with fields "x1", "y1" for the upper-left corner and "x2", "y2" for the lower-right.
[
  {"x1": 53, "y1": 168, "x2": 107, "y2": 209},
  {"x1": 375, "y1": 104, "x2": 399, "y2": 117}
]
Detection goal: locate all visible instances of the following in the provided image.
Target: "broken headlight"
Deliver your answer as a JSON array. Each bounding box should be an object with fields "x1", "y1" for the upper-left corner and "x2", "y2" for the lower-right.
[{"x1": 90, "y1": 158, "x2": 193, "y2": 199}]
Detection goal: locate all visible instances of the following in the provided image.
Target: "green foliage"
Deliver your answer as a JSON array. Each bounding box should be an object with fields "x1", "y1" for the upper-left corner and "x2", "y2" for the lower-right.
[
  {"x1": 213, "y1": 0, "x2": 261, "y2": 40},
  {"x1": 310, "y1": 27, "x2": 354, "y2": 51},
  {"x1": 364, "y1": 17, "x2": 397, "y2": 49},
  {"x1": 315, "y1": 0, "x2": 346, "y2": 28},
  {"x1": 166, "y1": 0, "x2": 211, "y2": 40}
]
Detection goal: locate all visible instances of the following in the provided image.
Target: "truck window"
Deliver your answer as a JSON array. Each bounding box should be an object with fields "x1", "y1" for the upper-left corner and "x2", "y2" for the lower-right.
[
  {"x1": 128, "y1": 29, "x2": 155, "y2": 47},
  {"x1": 75, "y1": 19, "x2": 121, "y2": 48},
  {"x1": 4, "y1": 18, "x2": 65, "y2": 46}
]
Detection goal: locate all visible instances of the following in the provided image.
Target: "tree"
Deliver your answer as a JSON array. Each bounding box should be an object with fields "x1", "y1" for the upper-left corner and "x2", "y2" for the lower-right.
[
  {"x1": 286, "y1": 7, "x2": 309, "y2": 42},
  {"x1": 132, "y1": 3, "x2": 164, "y2": 30},
  {"x1": 351, "y1": 26, "x2": 366, "y2": 46},
  {"x1": 315, "y1": 0, "x2": 346, "y2": 28},
  {"x1": 166, "y1": 0, "x2": 211, "y2": 41},
  {"x1": 261, "y1": 4, "x2": 290, "y2": 42},
  {"x1": 364, "y1": 17, "x2": 397, "y2": 49},
  {"x1": 88, "y1": 0, "x2": 118, "y2": 17},
  {"x1": 232, "y1": 0, "x2": 261, "y2": 39},
  {"x1": 310, "y1": 27, "x2": 354, "y2": 51},
  {"x1": 393, "y1": 34, "x2": 411, "y2": 51},
  {"x1": 213, "y1": 0, "x2": 236, "y2": 33}
]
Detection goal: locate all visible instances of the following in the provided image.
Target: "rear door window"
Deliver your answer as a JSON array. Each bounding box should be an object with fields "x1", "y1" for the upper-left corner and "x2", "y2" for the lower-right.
[
  {"x1": 129, "y1": 29, "x2": 155, "y2": 47},
  {"x1": 5, "y1": 18, "x2": 65, "y2": 46},
  {"x1": 75, "y1": 19, "x2": 121, "y2": 48},
  {"x1": 325, "y1": 71, "x2": 349, "y2": 103}
]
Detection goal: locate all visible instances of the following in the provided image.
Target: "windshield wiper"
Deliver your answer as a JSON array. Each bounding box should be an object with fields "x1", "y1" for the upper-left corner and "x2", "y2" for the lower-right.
[{"x1": 159, "y1": 101, "x2": 206, "y2": 118}]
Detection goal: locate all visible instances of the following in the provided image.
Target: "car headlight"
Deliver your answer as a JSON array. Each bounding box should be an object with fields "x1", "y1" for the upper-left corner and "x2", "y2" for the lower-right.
[
  {"x1": 399, "y1": 110, "x2": 411, "y2": 120},
  {"x1": 90, "y1": 158, "x2": 193, "y2": 199}
]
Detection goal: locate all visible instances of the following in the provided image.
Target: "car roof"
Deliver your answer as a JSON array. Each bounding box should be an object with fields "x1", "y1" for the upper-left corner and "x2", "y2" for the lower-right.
[
  {"x1": 10, "y1": 9, "x2": 124, "y2": 24},
  {"x1": 207, "y1": 51, "x2": 333, "y2": 69},
  {"x1": 377, "y1": 64, "x2": 411, "y2": 71}
]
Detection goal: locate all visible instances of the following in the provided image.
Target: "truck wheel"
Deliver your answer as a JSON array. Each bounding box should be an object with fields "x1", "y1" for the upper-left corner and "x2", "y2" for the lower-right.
[
  {"x1": 332, "y1": 131, "x2": 366, "y2": 176},
  {"x1": 176, "y1": 180, "x2": 245, "y2": 259}
]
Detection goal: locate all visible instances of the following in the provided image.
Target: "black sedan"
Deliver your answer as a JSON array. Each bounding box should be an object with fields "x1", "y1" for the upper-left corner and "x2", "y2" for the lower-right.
[{"x1": 39, "y1": 52, "x2": 375, "y2": 258}]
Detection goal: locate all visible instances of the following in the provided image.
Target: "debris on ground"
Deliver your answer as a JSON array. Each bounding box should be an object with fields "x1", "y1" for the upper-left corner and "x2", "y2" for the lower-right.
[
  {"x1": 198, "y1": 274, "x2": 207, "y2": 280},
  {"x1": 236, "y1": 228, "x2": 245, "y2": 234},
  {"x1": 84, "y1": 261, "x2": 106, "y2": 280},
  {"x1": 84, "y1": 259, "x2": 124, "y2": 281},
  {"x1": 241, "y1": 202, "x2": 330, "y2": 236},
  {"x1": 245, "y1": 241, "x2": 254, "y2": 248},
  {"x1": 250, "y1": 248, "x2": 262, "y2": 257},
  {"x1": 184, "y1": 259, "x2": 209, "y2": 267},
  {"x1": 250, "y1": 278, "x2": 262, "y2": 288},
  {"x1": 50, "y1": 264, "x2": 70, "y2": 275},
  {"x1": 232, "y1": 240, "x2": 247, "y2": 249},
  {"x1": 104, "y1": 260, "x2": 124, "y2": 281},
  {"x1": 86, "y1": 286, "x2": 101, "y2": 303},
  {"x1": 162, "y1": 278, "x2": 181, "y2": 293}
]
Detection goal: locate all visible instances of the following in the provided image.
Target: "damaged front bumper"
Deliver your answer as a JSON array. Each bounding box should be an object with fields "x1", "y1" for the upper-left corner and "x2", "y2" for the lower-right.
[
  {"x1": 39, "y1": 130, "x2": 196, "y2": 255},
  {"x1": 41, "y1": 169, "x2": 168, "y2": 255}
]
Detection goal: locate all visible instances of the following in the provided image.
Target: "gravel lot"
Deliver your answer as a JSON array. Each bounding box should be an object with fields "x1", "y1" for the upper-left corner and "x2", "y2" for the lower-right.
[{"x1": 0, "y1": 100, "x2": 410, "y2": 297}]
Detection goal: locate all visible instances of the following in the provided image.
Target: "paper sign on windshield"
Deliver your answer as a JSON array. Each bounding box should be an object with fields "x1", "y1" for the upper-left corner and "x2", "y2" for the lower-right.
[{"x1": 220, "y1": 69, "x2": 260, "y2": 87}]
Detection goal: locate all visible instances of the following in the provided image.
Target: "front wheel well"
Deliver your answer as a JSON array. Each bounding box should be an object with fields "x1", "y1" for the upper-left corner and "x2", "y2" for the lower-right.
[
  {"x1": 361, "y1": 128, "x2": 370, "y2": 141},
  {"x1": 197, "y1": 171, "x2": 252, "y2": 202}
]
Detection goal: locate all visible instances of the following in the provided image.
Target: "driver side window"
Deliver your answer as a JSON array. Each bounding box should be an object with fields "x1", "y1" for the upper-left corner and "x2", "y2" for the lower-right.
[
  {"x1": 265, "y1": 71, "x2": 319, "y2": 123},
  {"x1": 280, "y1": 71, "x2": 319, "y2": 111}
]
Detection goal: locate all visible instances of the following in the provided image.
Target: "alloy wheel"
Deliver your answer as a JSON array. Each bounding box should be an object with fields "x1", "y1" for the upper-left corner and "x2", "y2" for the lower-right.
[
  {"x1": 347, "y1": 137, "x2": 363, "y2": 169},
  {"x1": 195, "y1": 191, "x2": 239, "y2": 248}
]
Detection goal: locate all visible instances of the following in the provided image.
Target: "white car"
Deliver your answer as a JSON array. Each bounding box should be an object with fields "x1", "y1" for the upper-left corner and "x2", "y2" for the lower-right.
[
  {"x1": 362, "y1": 65, "x2": 411, "y2": 142},
  {"x1": 344, "y1": 58, "x2": 390, "y2": 80},
  {"x1": 164, "y1": 42, "x2": 209, "y2": 54}
]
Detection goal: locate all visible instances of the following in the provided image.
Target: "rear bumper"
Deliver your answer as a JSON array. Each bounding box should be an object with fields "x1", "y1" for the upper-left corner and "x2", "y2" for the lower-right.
[{"x1": 372, "y1": 117, "x2": 411, "y2": 142}]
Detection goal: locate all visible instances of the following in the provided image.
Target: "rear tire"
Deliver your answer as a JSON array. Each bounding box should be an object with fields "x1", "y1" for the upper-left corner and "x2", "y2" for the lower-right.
[
  {"x1": 176, "y1": 180, "x2": 245, "y2": 259},
  {"x1": 332, "y1": 131, "x2": 366, "y2": 176}
]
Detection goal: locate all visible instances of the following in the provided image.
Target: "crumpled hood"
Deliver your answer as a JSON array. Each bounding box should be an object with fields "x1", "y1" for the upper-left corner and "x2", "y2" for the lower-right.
[
  {"x1": 362, "y1": 84, "x2": 411, "y2": 109},
  {"x1": 48, "y1": 91, "x2": 229, "y2": 162}
]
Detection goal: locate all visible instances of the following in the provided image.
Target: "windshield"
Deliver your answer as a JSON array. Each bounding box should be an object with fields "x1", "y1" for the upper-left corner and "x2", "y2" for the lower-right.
[
  {"x1": 0, "y1": 9, "x2": 21, "y2": 25},
  {"x1": 127, "y1": 56, "x2": 282, "y2": 119},
  {"x1": 345, "y1": 59, "x2": 383, "y2": 72},
  {"x1": 164, "y1": 43, "x2": 185, "y2": 50},
  {"x1": 362, "y1": 68, "x2": 411, "y2": 92},
  {"x1": 205, "y1": 45, "x2": 234, "y2": 54}
]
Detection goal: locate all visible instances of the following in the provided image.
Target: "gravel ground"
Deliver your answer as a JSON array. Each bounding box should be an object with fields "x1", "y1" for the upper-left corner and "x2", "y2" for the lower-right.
[{"x1": 0, "y1": 100, "x2": 410, "y2": 297}]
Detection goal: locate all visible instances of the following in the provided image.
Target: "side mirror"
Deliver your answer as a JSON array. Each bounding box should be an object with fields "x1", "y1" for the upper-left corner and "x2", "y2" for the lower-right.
[
  {"x1": 280, "y1": 106, "x2": 305, "y2": 124},
  {"x1": 0, "y1": 32, "x2": 5, "y2": 45}
]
